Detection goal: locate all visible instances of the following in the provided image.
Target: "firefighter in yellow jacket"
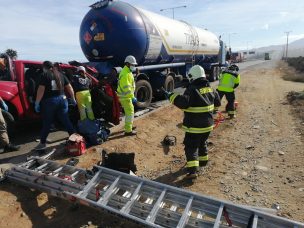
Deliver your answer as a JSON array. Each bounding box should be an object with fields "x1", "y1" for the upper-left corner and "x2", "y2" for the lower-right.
[
  {"x1": 117, "y1": 55, "x2": 137, "y2": 136},
  {"x1": 216, "y1": 64, "x2": 240, "y2": 118}
]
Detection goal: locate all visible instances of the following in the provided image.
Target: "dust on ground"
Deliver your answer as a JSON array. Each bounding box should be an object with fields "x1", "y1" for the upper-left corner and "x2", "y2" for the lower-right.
[{"x1": 0, "y1": 60, "x2": 303, "y2": 227}]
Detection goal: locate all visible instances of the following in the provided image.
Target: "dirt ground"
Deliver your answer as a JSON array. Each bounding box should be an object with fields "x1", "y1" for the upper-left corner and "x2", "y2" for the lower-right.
[{"x1": 0, "y1": 60, "x2": 303, "y2": 227}]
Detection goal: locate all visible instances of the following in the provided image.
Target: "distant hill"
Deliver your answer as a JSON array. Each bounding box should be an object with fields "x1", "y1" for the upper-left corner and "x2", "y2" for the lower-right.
[
  {"x1": 289, "y1": 38, "x2": 304, "y2": 49},
  {"x1": 244, "y1": 38, "x2": 304, "y2": 60}
]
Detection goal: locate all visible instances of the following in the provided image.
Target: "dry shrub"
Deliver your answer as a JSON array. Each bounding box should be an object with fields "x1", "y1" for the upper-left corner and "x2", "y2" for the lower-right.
[
  {"x1": 287, "y1": 56, "x2": 304, "y2": 72},
  {"x1": 278, "y1": 61, "x2": 304, "y2": 82}
]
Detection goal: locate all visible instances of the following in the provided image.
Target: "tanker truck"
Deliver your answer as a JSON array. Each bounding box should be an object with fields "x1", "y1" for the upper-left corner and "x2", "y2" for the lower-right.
[{"x1": 80, "y1": 0, "x2": 226, "y2": 108}]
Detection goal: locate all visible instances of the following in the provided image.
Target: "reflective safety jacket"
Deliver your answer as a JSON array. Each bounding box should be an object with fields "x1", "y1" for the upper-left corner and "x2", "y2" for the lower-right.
[
  {"x1": 117, "y1": 66, "x2": 135, "y2": 100},
  {"x1": 217, "y1": 70, "x2": 240, "y2": 92},
  {"x1": 169, "y1": 78, "x2": 221, "y2": 134}
]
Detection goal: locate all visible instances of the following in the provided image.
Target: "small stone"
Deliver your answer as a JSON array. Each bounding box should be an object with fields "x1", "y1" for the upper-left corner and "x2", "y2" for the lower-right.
[
  {"x1": 241, "y1": 171, "x2": 248, "y2": 176},
  {"x1": 252, "y1": 125, "x2": 260, "y2": 129},
  {"x1": 271, "y1": 203, "x2": 280, "y2": 210},
  {"x1": 255, "y1": 165, "x2": 269, "y2": 172},
  {"x1": 246, "y1": 145, "x2": 255, "y2": 150},
  {"x1": 299, "y1": 188, "x2": 304, "y2": 192},
  {"x1": 88, "y1": 221, "x2": 92, "y2": 226},
  {"x1": 20, "y1": 212, "x2": 25, "y2": 217},
  {"x1": 278, "y1": 151, "x2": 285, "y2": 155}
]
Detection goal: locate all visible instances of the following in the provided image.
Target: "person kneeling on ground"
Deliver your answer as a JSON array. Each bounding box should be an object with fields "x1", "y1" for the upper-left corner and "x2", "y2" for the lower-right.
[{"x1": 166, "y1": 65, "x2": 221, "y2": 179}]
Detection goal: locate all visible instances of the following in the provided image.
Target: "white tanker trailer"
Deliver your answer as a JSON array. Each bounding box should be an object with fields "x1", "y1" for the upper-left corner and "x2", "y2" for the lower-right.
[{"x1": 80, "y1": 0, "x2": 227, "y2": 108}]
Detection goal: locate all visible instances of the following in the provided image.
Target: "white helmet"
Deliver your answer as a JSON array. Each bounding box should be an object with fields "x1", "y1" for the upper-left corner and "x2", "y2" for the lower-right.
[
  {"x1": 77, "y1": 66, "x2": 86, "y2": 72},
  {"x1": 188, "y1": 65, "x2": 206, "y2": 80},
  {"x1": 124, "y1": 55, "x2": 137, "y2": 65}
]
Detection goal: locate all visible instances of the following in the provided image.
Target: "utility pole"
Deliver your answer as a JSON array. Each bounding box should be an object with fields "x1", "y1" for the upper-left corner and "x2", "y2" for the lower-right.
[
  {"x1": 160, "y1": 5, "x2": 187, "y2": 19},
  {"x1": 228, "y1": 33, "x2": 237, "y2": 48},
  {"x1": 284, "y1": 31, "x2": 292, "y2": 60}
]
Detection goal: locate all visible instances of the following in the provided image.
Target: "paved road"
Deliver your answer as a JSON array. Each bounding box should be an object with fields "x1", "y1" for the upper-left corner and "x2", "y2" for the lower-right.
[{"x1": 0, "y1": 59, "x2": 268, "y2": 165}]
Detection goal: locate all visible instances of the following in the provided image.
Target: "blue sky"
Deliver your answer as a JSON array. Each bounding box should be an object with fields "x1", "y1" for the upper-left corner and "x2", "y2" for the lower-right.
[{"x1": 1, "y1": 0, "x2": 303, "y2": 62}]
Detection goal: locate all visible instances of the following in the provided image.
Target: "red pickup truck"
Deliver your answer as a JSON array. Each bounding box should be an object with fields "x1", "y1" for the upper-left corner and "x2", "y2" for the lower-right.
[{"x1": 0, "y1": 54, "x2": 104, "y2": 133}]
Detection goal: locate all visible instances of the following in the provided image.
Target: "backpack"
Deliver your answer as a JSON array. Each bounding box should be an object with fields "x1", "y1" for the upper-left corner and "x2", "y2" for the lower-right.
[
  {"x1": 77, "y1": 119, "x2": 110, "y2": 147},
  {"x1": 101, "y1": 149, "x2": 137, "y2": 173}
]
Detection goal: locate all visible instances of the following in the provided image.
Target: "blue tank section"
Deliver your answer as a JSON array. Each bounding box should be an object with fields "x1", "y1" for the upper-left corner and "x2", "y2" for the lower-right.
[{"x1": 80, "y1": 1, "x2": 153, "y2": 66}]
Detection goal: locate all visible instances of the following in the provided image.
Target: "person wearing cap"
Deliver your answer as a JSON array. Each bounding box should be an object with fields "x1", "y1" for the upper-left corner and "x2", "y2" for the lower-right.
[
  {"x1": 117, "y1": 55, "x2": 138, "y2": 136},
  {"x1": 72, "y1": 66, "x2": 94, "y2": 120},
  {"x1": 167, "y1": 65, "x2": 221, "y2": 179}
]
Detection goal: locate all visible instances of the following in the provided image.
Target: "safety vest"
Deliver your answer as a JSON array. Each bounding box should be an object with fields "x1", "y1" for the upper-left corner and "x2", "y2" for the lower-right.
[
  {"x1": 117, "y1": 66, "x2": 135, "y2": 100},
  {"x1": 217, "y1": 71, "x2": 240, "y2": 92}
]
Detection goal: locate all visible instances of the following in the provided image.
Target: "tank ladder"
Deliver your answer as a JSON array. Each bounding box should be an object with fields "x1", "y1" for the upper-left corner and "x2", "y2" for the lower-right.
[{"x1": 181, "y1": 21, "x2": 200, "y2": 66}]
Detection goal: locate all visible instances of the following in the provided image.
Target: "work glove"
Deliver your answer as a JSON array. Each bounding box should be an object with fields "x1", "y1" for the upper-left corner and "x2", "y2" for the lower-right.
[
  {"x1": 34, "y1": 101, "x2": 40, "y2": 113},
  {"x1": 71, "y1": 98, "x2": 77, "y2": 106},
  {"x1": 164, "y1": 91, "x2": 173, "y2": 99},
  {"x1": 1, "y1": 100, "x2": 8, "y2": 112},
  {"x1": 132, "y1": 97, "x2": 137, "y2": 104}
]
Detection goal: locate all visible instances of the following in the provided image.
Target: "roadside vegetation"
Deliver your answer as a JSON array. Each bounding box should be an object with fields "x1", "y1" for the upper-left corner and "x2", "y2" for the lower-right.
[
  {"x1": 279, "y1": 57, "x2": 304, "y2": 131},
  {"x1": 280, "y1": 57, "x2": 304, "y2": 83}
]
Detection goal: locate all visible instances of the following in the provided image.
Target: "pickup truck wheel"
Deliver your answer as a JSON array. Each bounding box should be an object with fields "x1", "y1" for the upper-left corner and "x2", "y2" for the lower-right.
[
  {"x1": 135, "y1": 80, "x2": 153, "y2": 109},
  {"x1": 164, "y1": 75, "x2": 175, "y2": 92},
  {"x1": 1, "y1": 110, "x2": 15, "y2": 138}
]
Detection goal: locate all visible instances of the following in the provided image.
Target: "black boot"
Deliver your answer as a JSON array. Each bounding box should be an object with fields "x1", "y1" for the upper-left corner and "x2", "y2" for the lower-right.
[
  {"x1": 199, "y1": 160, "x2": 208, "y2": 167},
  {"x1": 4, "y1": 144, "x2": 20, "y2": 152},
  {"x1": 124, "y1": 130, "x2": 137, "y2": 136}
]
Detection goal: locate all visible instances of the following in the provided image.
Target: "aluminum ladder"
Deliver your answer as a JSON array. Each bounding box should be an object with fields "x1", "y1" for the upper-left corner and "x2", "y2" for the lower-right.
[{"x1": 5, "y1": 157, "x2": 304, "y2": 228}]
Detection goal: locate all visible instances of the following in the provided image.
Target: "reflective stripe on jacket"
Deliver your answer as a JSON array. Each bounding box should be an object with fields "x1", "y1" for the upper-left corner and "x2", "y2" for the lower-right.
[
  {"x1": 169, "y1": 77, "x2": 221, "y2": 134},
  {"x1": 217, "y1": 71, "x2": 240, "y2": 92},
  {"x1": 117, "y1": 66, "x2": 135, "y2": 100}
]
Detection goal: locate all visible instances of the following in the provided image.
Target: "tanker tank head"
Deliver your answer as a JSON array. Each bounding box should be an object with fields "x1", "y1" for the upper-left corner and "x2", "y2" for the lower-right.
[{"x1": 90, "y1": 0, "x2": 114, "y2": 9}]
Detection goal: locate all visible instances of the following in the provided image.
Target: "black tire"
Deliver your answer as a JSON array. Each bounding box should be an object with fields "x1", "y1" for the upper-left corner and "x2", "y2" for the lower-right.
[
  {"x1": 215, "y1": 66, "x2": 220, "y2": 80},
  {"x1": 164, "y1": 75, "x2": 175, "y2": 92},
  {"x1": 209, "y1": 67, "x2": 217, "y2": 82},
  {"x1": 135, "y1": 80, "x2": 153, "y2": 109},
  {"x1": 1, "y1": 110, "x2": 15, "y2": 137}
]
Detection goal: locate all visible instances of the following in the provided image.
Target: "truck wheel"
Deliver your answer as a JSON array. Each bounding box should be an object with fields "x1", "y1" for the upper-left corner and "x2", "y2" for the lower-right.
[
  {"x1": 209, "y1": 67, "x2": 217, "y2": 82},
  {"x1": 164, "y1": 75, "x2": 175, "y2": 92},
  {"x1": 215, "y1": 66, "x2": 220, "y2": 80},
  {"x1": 1, "y1": 110, "x2": 15, "y2": 138},
  {"x1": 135, "y1": 80, "x2": 153, "y2": 109}
]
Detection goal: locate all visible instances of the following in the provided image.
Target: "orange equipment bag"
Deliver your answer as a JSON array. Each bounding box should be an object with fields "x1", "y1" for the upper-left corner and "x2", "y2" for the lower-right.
[{"x1": 66, "y1": 133, "x2": 86, "y2": 156}]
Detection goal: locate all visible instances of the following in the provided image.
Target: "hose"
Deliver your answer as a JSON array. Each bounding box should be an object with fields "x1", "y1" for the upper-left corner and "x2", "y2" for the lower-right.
[{"x1": 214, "y1": 111, "x2": 225, "y2": 129}]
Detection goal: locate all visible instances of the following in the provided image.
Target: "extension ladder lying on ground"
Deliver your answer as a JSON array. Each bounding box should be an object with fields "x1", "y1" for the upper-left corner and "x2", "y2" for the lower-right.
[{"x1": 5, "y1": 157, "x2": 304, "y2": 228}]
